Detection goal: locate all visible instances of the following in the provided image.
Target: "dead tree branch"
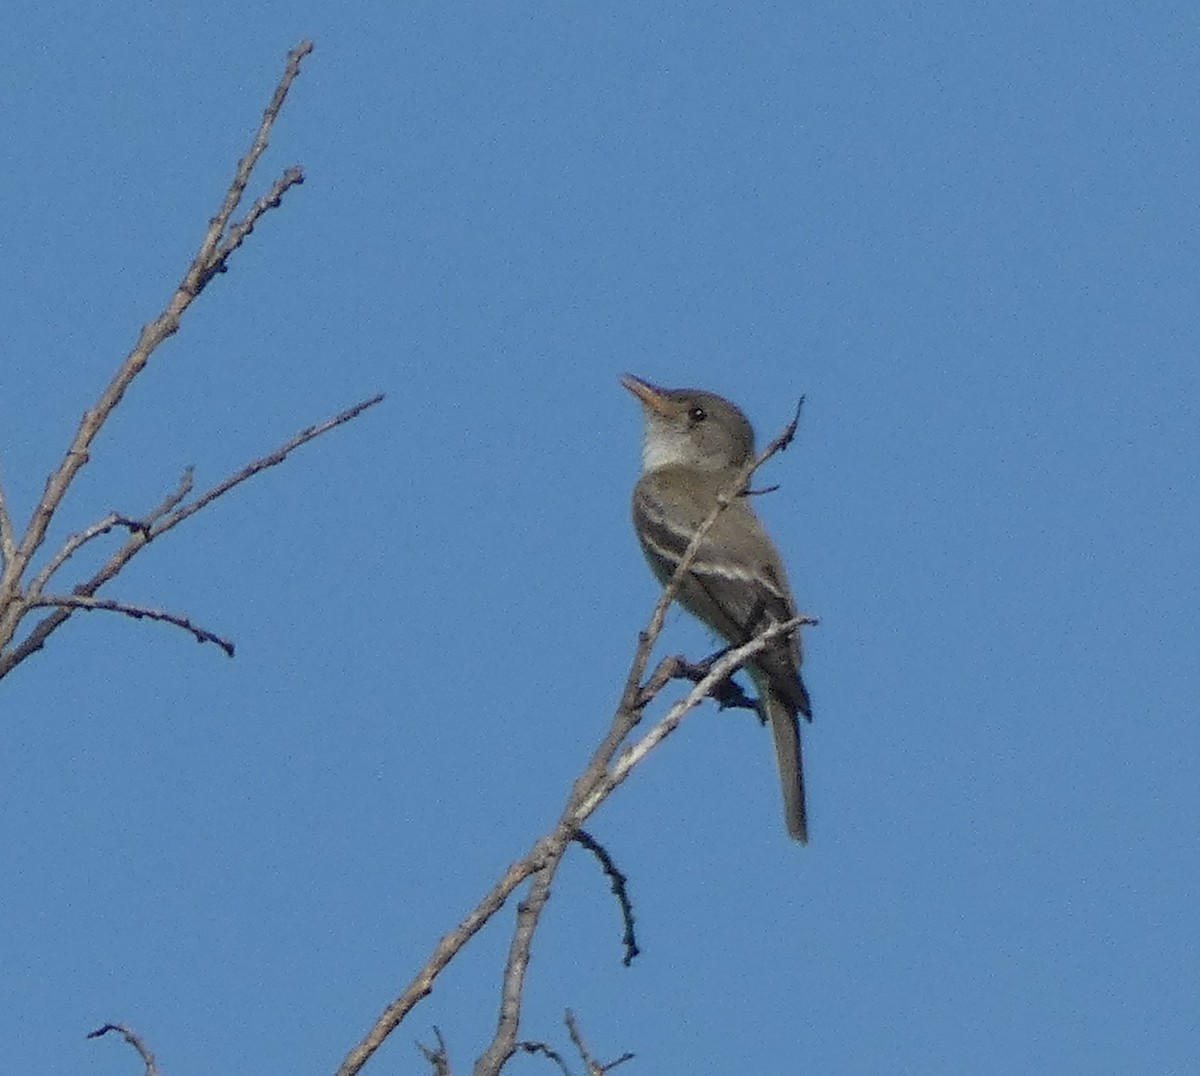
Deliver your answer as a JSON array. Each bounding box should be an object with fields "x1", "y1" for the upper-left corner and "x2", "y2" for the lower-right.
[
  {"x1": 0, "y1": 41, "x2": 312, "y2": 609},
  {"x1": 0, "y1": 42, "x2": 383, "y2": 682}
]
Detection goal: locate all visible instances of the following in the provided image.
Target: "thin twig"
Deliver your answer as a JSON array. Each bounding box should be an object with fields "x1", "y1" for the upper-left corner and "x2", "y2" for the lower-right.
[
  {"x1": 516, "y1": 1040, "x2": 571, "y2": 1075},
  {"x1": 28, "y1": 595, "x2": 235, "y2": 656},
  {"x1": 573, "y1": 830, "x2": 639, "y2": 966},
  {"x1": 565, "y1": 1010, "x2": 634, "y2": 1075},
  {"x1": 156, "y1": 394, "x2": 384, "y2": 535},
  {"x1": 144, "y1": 467, "x2": 196, "y2": 524},
  {"x1": 212, "y1": 166, "x2": 306, "y2": 271},
  {"x1": 417, "y1": 1027, "x2": 452, "y2": 1076},
  {"x1": 31, "y1": 471, "x2": 198, "y2": 601},
  {"x1": 87, "y1": 1024, "x2": 159, "y2": 1076},
  {"x1": 189, "y1": 41, "x2": 313, "y2": 294},
  {"x1": 28, "y1": 513, "x2": 125, "y2": 599}
]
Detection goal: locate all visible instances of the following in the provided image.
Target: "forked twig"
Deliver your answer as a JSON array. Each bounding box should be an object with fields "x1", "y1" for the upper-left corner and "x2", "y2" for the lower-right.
[
  {"x1": 0, "y1": 395, "x2": 383, "y2": 678},
  {"x1": 417, "y1": 1027, "x2": 452, "y2": 1075},
  {"x1": 565, "y1": 1010, "x2": 635, "y2": 1075}
]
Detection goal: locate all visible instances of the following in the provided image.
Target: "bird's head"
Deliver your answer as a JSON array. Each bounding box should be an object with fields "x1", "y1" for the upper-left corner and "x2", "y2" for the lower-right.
[{"x1": 621, "y1": 374, "x2": 755, "y2": 472}]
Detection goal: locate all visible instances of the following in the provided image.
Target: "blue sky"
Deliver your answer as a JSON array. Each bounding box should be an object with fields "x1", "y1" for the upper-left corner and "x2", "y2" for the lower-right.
[{"x1": 2, "y1": 3, "x2": 1198, "y2": 1074}]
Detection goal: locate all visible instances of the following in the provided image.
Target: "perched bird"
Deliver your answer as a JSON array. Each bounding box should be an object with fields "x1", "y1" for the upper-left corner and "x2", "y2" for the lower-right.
[{"x1": 622, "y1": 374, "x2": 812, "y2": 842}]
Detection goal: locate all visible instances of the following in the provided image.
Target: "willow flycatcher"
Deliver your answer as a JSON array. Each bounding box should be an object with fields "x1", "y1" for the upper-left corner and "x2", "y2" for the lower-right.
[{"x1": 622, "y1": 374, "x2": 812, "y2": 842}]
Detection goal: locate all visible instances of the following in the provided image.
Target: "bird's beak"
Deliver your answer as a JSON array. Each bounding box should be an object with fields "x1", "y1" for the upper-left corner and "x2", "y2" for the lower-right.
[{"x1": 620, "y1": 374, "x2": 674, "y2": 416}]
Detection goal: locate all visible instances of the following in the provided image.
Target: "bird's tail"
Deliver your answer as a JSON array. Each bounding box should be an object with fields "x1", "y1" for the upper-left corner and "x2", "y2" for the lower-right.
[{"x1": 751, "y1": 668, "x2": 808, "y2": 843}]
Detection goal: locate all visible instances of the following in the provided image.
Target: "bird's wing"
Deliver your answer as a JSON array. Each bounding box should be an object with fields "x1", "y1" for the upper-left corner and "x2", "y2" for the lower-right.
[{"x1": 632, "y1": 471, "x2": 808, "y2": 715}]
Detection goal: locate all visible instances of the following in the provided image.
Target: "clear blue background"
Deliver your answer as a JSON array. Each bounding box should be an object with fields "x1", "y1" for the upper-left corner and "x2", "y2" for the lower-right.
[{"x1": 2, "y1": 3, "x2": 1197, "y2": 1074}]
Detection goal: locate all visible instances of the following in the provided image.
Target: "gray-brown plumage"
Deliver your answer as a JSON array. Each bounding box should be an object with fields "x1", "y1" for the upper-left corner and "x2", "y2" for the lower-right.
[{"x1": 623, "y1": 374, "x2": 812, "y2": 842}]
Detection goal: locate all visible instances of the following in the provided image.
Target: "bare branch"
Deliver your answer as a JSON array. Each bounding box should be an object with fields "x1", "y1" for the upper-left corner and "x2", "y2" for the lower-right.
[
  {"x1": 335, "y1": 844, "x2": 555, "y2": 1076},
  {"x1": 212, "y1": 166, "x2": 306, "y2": 273},
  {"x1": 143, "y1": 467, "x2": 196, "y2": 525},
  {"x1": 189, "y1": 40, "x2": 313, "y2": 293},
  {"x1": 87, "y1": 1024, "x2": 159, "y2": 1076},
  {"x1": 156, "y1": 393, "x2": 384, "y2": 535},
  {"x1": 0, "y1": 395, "x2": 383, "y2": 680},
  {"x1": 565, "y1": 1011, "x2": 634, "y2": 1075},
  {"x1": 0, "y1": 43, "x2": 314, "y2": 606},
  {"x1": 28, "y1": 595, "x2": 235, "y2": 656},
  {"x1": 28, "y1": 512, "x2": 129, "y2": 599},
  {"x1": 0, "y1": 41, "x2": 315, "y2": 671},
  {"x1": 338, "y1": 625, "x2": 804, "y2": 1076},
  {"x1": 417, "y1": 1027, "x2": 452, "y2": 1076},
  {"x1": 573, "y1": 830, "x2": 639, "y2": 966},
  {"x1": 22, "y1": 461, "x2": 192, "y2": 601}
]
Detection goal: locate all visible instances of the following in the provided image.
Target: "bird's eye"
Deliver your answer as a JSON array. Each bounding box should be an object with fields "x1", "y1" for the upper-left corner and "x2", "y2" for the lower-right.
[{"x1": 688, "y1": 406, "x2": 708, "y2": 422}]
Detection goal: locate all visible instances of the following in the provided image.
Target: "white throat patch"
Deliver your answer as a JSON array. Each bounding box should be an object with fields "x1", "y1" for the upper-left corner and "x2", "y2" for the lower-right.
[{"x1": 641, "y1": 427, "x2": 692, "y2": 472}]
